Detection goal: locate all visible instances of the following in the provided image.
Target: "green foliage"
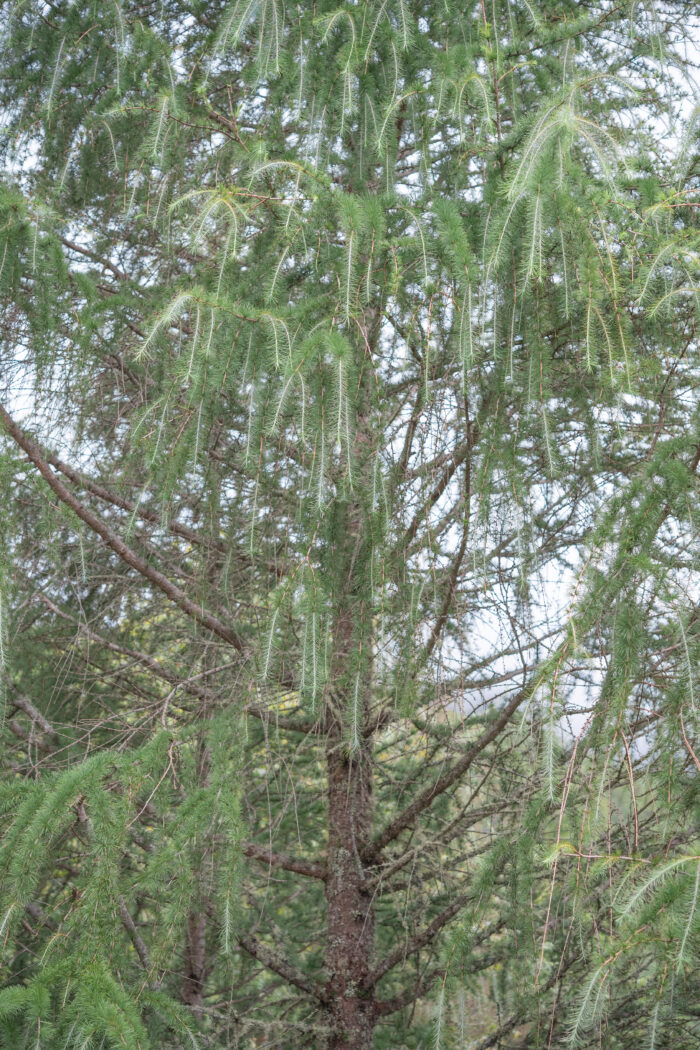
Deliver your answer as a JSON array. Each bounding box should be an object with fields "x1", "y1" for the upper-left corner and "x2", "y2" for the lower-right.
[{"x1": 0, "y1": 0, "x2": 698, "y2": 1047}]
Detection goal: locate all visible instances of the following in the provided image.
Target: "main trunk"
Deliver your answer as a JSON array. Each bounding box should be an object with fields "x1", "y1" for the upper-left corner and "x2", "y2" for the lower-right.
[
  {"x1": 324, "y1": 363, "x2": 377, "y2": 1048},
  {"x1": 181, "y1": 731, "x2": 212, "y2": 1013},
  {"x1": 325, "y1": 736, "x2": 375, "y2": 1049}
]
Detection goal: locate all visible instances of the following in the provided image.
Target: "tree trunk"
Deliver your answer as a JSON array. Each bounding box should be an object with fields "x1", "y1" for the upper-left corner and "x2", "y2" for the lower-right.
[
  {"x1": 181, "y1": 732, "x2": 212, "y2": 1014},
  {"x1": 182, "y1": 524, "x2": 220, "y2": 1014},
  {"x1": 324, "y1": 332, "x2": 378, "y2": 1047},
  {"x1": 325, "y1": 735, "x2": 375, "y2": 1050},
  {"x1": 182, "y1": 907, "x2": 208, "y2": 1012}
]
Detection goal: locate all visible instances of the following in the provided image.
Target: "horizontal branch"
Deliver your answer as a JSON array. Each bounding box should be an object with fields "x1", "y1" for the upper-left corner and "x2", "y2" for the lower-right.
[
  {"x1": 242, "y1": 841, "x2": 326, "y2": 881},
  {"x1": 0, "y1": 404, "x2": 244, "y2": 651}
]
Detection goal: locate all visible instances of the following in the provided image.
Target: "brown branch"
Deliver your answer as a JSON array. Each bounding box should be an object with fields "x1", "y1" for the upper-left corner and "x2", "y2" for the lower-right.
[
  {"x1": 423, "y1": 405, "x2": 472, "y2": 661},
  {"x1": 363, "y1": 892, "x2": 471, "y2": 989},
  {"x1": 402, "y1": 441, "x2": 470, "y2": 550},
  {"x1": 370, "y1": 800, "x2": 515, "y2": 890},
  {"x1": 375, "y1": 969, "x2": 441, "y2": 1016},
  {"x1": 0, "y1": 404, "x2": 244, "y2": 651},
  {"x1": 237, "y1": 932, "x2": 322, "y2": 1000},
  {"x1": 38, "y1": 594, "x2": 316, "y2": 733},
  {"x1": 118, "y1": 896, "x2": 152, "y2": 974},
  {"x1": 44, "y1": 449, "x2": 226, "y2": 554},
  {"x1": 374, "y1": 925, "x2": 505, "y2": 1016},
  {"x1": 365, "y1": 683, "x2": 531, "y2": 861},
  {"x1": 395, "y1": 382, "x2": 425, "y2": 477},
  {"x1": 423, "y1": 512, "x2": 469, "y2": 661},
  {"x1": 470, "y1": 955, "x2": 578, "y2": 1050},
  {"x1": 10, "y1": 690, "x2": 59, "y2": 741},
  {"x1": 242, "y1": 842, "x2": 326, "y2": 881},
  {"x1": 8, "y1": 719, "x2": 54, "y2": 753},
  {"x1": 60, "y1": 237, "x2": 128, "y2": 281},
  {"x1": 375, "y1": 943, "x2": 505, "y2": 1018}
]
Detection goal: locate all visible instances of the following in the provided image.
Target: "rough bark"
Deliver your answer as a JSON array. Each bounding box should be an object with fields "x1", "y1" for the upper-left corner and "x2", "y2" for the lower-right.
[
  {"x1": 323, "y1": 312, "x2": 377, "y2": 1049},
  {"x1": 181, "y1": 731, "x2": 212, "y2": 1014},
  {"x1": 182, "y1": 908, "x2": 209, "y2": 1012},
  {"x1": 324, "y1": 735, "x2": 375, "y2": 1050}
]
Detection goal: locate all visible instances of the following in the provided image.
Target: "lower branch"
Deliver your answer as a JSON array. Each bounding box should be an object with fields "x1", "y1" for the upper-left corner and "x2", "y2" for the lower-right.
[
  {"x1": 0, "y1": 404, "x2": 244, "y2": 650},
  {"x1": 365, "y1": 682, "x2": 532, "y2": 860},
  {"x1": 237, "y1": 932, "x2": 323, "y2": 1001},
  {"x1": 364, "y1": 892, "x2": 470, "y2": 989},
  {"x1": 243, "y1": 841, "x2": 326, "y2": 881}
]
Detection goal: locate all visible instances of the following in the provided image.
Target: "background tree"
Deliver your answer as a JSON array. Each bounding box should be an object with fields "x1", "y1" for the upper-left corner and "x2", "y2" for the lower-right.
[{"x1": 0, "y1": 1, "x2": 699, "y2": 1048}]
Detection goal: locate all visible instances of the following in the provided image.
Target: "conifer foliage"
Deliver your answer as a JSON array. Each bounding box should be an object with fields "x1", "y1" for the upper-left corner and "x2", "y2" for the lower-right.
[{"x1": 0, "y1": 1, "x2": 699, "y2": 1047}]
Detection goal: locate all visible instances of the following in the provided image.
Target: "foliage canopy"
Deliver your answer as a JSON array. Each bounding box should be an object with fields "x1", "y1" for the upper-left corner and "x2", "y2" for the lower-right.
[{"x1": 0, "y1": 1, "x2": 699, "y2": 1048}]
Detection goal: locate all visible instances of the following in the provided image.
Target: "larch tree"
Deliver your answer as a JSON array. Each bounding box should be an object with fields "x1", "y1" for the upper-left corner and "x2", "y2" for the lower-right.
[{"x1": 0, "y1": 1, "x2": 699, "y2": 1048}]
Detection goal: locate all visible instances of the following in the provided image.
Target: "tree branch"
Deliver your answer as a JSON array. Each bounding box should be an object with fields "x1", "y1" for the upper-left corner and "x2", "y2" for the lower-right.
[
  {"x1": 38, "y1": 594, "x2": 316, "y2": 733},
  {"x1": 423, "y1": 513, "x2": 469, "y2": 661},
  {"x1": 375, "y1": 969, "x2": 441, "y2": 1016},
  {"x1": 60, "y1": 237, "x2": 128, "y2": 281},
  {"x1": 237, "y1": 932, "x2": 322, "y2": 1000},
  {"x1": 242, "y1": 842, "x2": 326, "y2": 881},
  {"x1": 10, "y1": 689, "x2": 59, "y2": 741},
  {"x1": 402, "y1": 441, "x2": 469, "y2": 550},
  {"x1": 470, "y1": 955, "x2": 578, "y2": 1050},
  {"x1": 118, "y1": 896, "x2": 152, "y2": 974},
  {"x1": 365, "y1": 683, "x2": 531, "y2": 861},
  {"x1": 44, "y1": 448, "x2": 227, "y2": 554},
  {"x1": 8, "y1": 718, "x2": 54, "y2": 754},
  {"x1": 363, "y1": 892, "x2": 470, "y2": 989},
  {"x1": 0, "y1": 404, "x2": 245, "y2": 651}
]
